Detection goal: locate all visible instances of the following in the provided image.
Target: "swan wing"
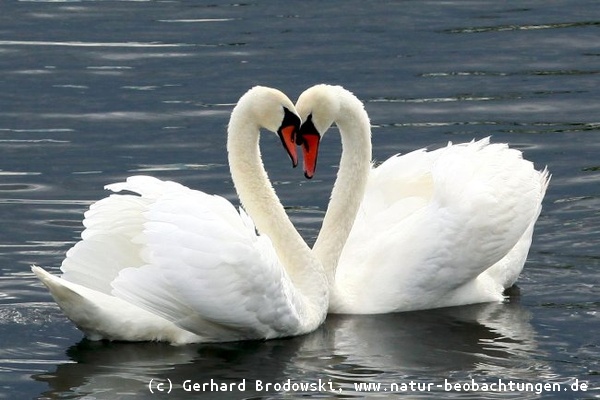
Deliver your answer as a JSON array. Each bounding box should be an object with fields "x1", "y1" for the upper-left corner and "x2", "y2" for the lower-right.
[
  {"x1": 335, "y1": 138, "x2": 549, "y2": 312},
  {"x1": 106, "y1": 176, "x2": 303, "y2": 341},
  {"x1": 482, "y1": 162, "x2": 549, "y2": 288},
  {"x1": 33, "y1": 177, "x2": 209, "y2": 343},
  {"x1": 59, "y1": 186, "x2": 153, "y2": 294}
]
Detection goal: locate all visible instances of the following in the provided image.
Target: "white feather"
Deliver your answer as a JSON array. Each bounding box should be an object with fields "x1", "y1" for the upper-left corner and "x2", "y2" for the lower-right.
[
  {"x1": 335, "y1": 139, "x2": 549, "y2": 312},
  {"x1": 110, "y1": 177, "x2": 304, "y2": 340},
  {"x1": 295, "y1": 85, "x2": 549, "y2": 314},
  {"x1": 33, "y1": 87, "x2": 328, "y2": 343}
]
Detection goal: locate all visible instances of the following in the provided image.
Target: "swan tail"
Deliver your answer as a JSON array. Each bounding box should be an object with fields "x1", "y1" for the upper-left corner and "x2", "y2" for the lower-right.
[
  {"x1": 31, "y1": 265, "x2": 202, "y2": 344},
  {"x1": 483, "y1": 166, "x2": 551, "y2": 288}
]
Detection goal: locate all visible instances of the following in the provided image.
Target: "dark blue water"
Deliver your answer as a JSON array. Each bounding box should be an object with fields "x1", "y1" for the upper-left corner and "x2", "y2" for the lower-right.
[{"x1": 1, "y1": 1, "x2": 598, "y2": 399}]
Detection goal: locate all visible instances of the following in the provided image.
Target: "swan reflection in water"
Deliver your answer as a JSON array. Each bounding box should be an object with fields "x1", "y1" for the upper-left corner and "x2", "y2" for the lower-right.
[{"x1": 34, "y1": 301, "x2": 554, "y2": 399}]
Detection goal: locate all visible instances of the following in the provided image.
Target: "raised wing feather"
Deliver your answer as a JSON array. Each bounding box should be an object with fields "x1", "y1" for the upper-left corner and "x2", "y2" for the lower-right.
[
  {"x1": 335, "y1": 138, "x2": 548, "y2": 312},
  {"x1": 59, "y1": 180, "x2": 157, "y2": 294},
  {"x1": 109, "y1": 177, "x2": 303, "y2": 341}
]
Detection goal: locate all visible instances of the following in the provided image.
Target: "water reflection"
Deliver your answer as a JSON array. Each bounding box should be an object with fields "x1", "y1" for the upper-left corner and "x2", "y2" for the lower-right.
[
  {"x1": 34, "y1": 302, "x2": 548, "y2": 399},
  {"x1": 2, "y1": 0, "x2": 599, "y2": 397}
]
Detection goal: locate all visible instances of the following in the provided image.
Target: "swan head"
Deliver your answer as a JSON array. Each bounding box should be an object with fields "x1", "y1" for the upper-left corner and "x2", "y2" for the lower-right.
[
  {"x1": 232, "y1": 86, "x2": 301, "y2": 167},
  {"x1": 295, "y1": 84, "x2": 342, "y2": 178}
]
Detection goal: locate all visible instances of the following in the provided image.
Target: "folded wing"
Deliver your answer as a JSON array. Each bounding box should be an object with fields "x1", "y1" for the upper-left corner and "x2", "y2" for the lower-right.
[
  {"x1": 335, "y1": 138, "x2": 549, "y2": 312},
  {"x1": 63, "y1": 176, "x2": 303, "y2": 341}
]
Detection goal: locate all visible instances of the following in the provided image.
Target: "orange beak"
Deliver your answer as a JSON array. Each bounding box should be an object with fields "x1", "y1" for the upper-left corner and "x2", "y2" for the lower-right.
[
  {"x1": 301, "y1": 133, "x2": 320, "y2": 179},
  {"x1": 278, "y1": 124, "x2": 298, "y2": 167},
  {"x1": 297, "y1": 115, "x2": 321, "y2": 179}
]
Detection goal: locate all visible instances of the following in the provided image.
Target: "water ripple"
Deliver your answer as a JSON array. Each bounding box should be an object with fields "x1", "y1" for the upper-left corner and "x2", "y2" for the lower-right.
[
  {"x1": 0, "y1": 171, "x2": 42, "y2": 176},
  {"x1": 443, "y1": 21, "x2": 600, "y2": 34},
  {"x1": 158, "y1": 18, "x2": 236, "y2": 23},
  {"x1": 369, "y1": 95, "x2": 497, "y2": 103},
  {"x1": 129, "y1": 163, "x2": 221, "y2": 173},
  {"x1": 371, "y1": 121, "x2": 600, "y2": 134},
  {"x1": 420, "y1": 70, "x2": 600, "y2": 77},
  {"x1": 0, "y1": 40, "x2": 197, "y2": 48},
  {"x1": 0, "y1": 109, "x2": 229, "y2": 122},
  {"x1": 0, "y1": 198, "x2": 92, "y2": 205}
]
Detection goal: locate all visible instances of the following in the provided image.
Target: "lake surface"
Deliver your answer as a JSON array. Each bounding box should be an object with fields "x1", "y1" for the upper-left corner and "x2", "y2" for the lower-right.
[{"x1": 1, "y1": 0, "x2": 599, "y2": 398}]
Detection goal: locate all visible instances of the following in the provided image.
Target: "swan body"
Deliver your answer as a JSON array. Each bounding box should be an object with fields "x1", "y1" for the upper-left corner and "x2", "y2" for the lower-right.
[
  {"x1": 33, "y1": 86, "x2": 328, "y2": 343},
  {"x1": 296, "y1": 84, "x2": 550, "y2": 314}
]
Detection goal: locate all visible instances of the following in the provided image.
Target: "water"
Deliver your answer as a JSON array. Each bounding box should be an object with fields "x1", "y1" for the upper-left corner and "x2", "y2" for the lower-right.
[{"x1": 1, "y1": 0, "x2": 598, "y2": 398}]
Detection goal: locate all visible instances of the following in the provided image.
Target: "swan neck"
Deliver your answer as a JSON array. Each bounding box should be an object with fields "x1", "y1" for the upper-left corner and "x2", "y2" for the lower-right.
[
  {"x1": 227, "y1": 108, "x2": 328, "y2": 322},
  {"x1": 313, "y1": 93, "x2": 372, "y2": 285}
]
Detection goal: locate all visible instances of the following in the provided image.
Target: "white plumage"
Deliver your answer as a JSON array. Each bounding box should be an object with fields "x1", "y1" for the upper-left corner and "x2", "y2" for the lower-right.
[
  {"x1": 295, "y1": 84, "x2": 550, "y2": 314},
  {"x1": 33, "y1": 87, "x2": 328, "y2": 344}
]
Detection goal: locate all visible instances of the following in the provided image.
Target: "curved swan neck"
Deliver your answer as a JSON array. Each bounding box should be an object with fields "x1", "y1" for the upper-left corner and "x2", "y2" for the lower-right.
[
  {"x1": 227, "y1": 98, "x2": 328, "y2": 322},
  {"x1": 312, "y1": 88, "x2": 372, "y2": 284}
]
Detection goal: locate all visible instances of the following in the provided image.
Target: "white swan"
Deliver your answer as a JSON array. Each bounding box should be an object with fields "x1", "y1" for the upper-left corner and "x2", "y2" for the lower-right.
[
  {"x1": 295, "y1": 84, "x2": 550, "y2": 314},
  {"x1": 32, "y1": 86, "x2": 328, "y2": 344}
]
